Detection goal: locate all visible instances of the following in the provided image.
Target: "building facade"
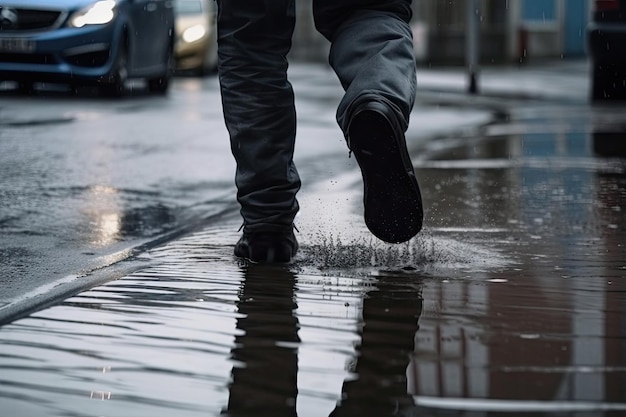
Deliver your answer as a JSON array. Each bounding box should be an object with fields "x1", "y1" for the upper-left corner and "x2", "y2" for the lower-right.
[
  {"x1": 412, "y1": 0, "x2": 589, "y2": 65},
  {"x1": 290, "y1": 0, "x2": 590, "y2": 65}
]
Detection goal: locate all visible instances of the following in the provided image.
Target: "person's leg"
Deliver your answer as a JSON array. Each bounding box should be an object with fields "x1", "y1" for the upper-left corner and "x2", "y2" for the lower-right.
[
  {"x1": 314, "y1": 0, "x2": 423, "y2": 243},
  {"x1": 216, "y1": 0, "x2": 300, "y2": 261},
  {"x1": 314, "y1": 0, "x2": 415, "y2": 134}
]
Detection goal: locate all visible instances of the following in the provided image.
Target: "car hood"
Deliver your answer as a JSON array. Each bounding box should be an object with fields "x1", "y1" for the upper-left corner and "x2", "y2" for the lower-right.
[{"x1": 5, "y1": 0, "x2": 122, "y2": 10}]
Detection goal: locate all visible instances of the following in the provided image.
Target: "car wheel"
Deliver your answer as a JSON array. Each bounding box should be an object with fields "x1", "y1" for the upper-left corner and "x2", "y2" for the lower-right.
[
  {"x1": 200, "y1": 43, "x2": 218, "y2": 76},
  {"x1": 16, "y1": 81, "x2": 34, "y2": 94},
  {"x1": 147, "y1": 44, "x2": 173, "y2": 94},
  {"x1": 591, "y1": 61, "x2": 626, "y2": 101},
  {"x1": 69, "y1": 83, "x2": 80, "y2": 95},
  {"x1": 99, "y1": 42, "x2": 128, "y2": 98}
]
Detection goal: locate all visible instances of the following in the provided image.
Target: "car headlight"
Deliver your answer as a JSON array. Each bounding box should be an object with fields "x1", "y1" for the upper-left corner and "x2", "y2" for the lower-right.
[
  {"x1": 69, "y1": 0, "x2": 117, "y2": 28},
  {"x1": 182, "y1": 24, "x2": 206, "y2": 43}
]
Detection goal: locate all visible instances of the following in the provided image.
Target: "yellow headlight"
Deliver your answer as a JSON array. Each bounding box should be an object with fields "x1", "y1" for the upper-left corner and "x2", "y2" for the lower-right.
[{"x1": 182, "y1": 24, "x2": 206, "y2": 43}]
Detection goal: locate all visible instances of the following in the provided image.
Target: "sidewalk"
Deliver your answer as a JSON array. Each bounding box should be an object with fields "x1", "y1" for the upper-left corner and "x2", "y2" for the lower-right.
[{"x1": 415, "y1": 58, "x2": 590, "y2": 103}]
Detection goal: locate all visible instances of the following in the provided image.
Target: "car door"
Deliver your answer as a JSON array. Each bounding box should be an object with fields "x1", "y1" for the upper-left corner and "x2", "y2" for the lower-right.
[{"x1": 128, "y1": 0, "x2": 171, "y2": 74}]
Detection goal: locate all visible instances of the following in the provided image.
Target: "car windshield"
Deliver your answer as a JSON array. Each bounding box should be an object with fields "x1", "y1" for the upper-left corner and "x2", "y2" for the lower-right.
[{"x1": 175, "y1": 0, "x2": 204, "y2": 15}]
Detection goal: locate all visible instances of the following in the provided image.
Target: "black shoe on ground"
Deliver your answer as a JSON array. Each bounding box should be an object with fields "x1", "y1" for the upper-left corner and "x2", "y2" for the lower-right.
[
  {"x1": 348, "y1": 101, "x2": 423, "y2": 243},
  {"x1": 234, "y1": 230, "x2": 299, "y2": 263}
]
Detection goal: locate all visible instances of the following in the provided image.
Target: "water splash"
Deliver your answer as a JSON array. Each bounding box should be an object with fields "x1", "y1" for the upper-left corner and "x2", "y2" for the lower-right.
[{"x1": 298, "y1": 229, "x2": 511, "y2": 273}]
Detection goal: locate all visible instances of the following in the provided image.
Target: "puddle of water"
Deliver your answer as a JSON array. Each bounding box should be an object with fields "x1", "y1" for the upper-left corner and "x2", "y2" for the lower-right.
[
  {"x1": 1, "y1": 220, "x2": 625, "y2": 417},
  {"x1": 2, "y1": 105, "x2": 626, "y2": 416}
]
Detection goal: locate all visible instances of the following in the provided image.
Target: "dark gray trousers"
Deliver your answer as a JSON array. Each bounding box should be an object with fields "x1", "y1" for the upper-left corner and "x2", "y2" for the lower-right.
[{"x1": 216, "y1": 0, "x2": 417, "y2": 234}]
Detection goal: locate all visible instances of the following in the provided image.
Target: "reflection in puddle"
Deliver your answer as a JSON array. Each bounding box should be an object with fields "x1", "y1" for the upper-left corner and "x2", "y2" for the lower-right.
[
  {"x1": 1, "y1": 222, "x2": 625, "y2": 416},
  {"x1": 414, "y1": 397, "x2": 626, "y2": 413}
]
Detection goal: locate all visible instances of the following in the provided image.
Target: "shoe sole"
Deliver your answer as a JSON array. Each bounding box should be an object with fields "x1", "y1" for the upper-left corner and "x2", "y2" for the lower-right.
[{"x1": 349, "y1": 105, "x2": 423, "y2": 243}]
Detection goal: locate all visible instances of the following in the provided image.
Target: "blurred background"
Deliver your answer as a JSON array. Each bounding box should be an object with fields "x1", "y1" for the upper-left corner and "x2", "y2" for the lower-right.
[{"x1": 291, "y1": 0, "x2": 589, "y2": 65}]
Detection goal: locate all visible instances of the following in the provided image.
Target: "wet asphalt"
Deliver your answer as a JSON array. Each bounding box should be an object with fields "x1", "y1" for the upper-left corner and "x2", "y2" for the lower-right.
[
  {"x1": 0, "y1": 64, "x2": 492, "y2": 321},
  {"x1": 1, "y1": 60, "x2": 626, "y2": 416}
]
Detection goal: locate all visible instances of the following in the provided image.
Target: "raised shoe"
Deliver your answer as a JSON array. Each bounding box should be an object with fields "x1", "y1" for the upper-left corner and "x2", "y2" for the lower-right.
[{"x1": 348, "y1": 101, "x2": 423, "y2": 243}]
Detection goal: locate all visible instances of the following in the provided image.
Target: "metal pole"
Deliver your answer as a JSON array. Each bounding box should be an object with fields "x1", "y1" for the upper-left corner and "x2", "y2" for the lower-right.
[{"x1": 466, "y1": 0, "x2": 480, "y2": 94}]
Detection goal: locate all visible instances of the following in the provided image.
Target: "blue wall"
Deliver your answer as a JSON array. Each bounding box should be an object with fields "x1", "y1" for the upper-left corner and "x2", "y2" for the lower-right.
[
  {"x1": 564, "y1": 0, "x2": 588, "y2": 56},
  {"x1": 522, "y1": 0, "x2": 588, "y2": 57},
  {"x1": 523, "y1": 0, "x2": 556, "y2": 21}
]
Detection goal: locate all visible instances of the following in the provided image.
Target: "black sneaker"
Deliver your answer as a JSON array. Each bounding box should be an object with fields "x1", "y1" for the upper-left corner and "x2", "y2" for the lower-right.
[
  {"x1": 234, "y1": 230, "x2": 299, "y2": 263},
  {"x1": 348, "y1": 101, "x2": 423, "y2": 243}
]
